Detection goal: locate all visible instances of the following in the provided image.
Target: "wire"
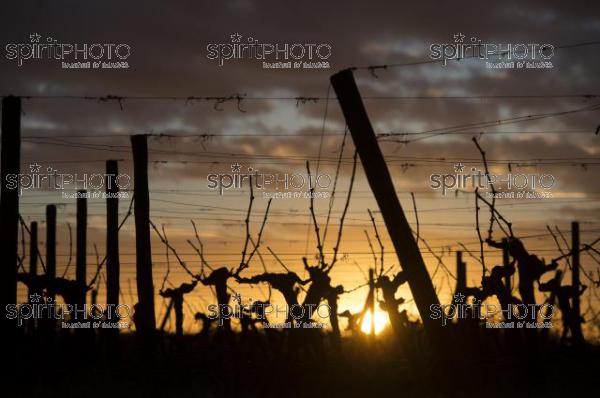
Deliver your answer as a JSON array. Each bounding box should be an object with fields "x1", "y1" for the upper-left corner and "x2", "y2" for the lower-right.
[
  {"x1": 5, "y1": 93, "x2": 600, "y2": 102},
  {"x1": 19, "y1": 129, "x2": 594, "y2": 139}
]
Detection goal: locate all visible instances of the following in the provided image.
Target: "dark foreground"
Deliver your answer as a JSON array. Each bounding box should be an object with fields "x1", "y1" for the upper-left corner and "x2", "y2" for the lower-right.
[{"x1": 8, "y1": 328, "x2": 600, "y2": 398}]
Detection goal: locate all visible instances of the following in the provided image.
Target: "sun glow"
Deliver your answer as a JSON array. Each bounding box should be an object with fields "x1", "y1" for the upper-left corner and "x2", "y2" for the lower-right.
[{"x1": 360, "y1": 310, "x2": 388, "y2": 335}]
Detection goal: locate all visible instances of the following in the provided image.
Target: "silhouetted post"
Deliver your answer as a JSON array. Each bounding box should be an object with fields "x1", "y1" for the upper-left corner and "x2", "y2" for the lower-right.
[
  {"x1": 46, "y1": 205, "x2": 56, "y2": 300},
  {"x1": 28, "y1": 222, "x2": 39, "y2": 298},
  {"x1": 571, "y1": 221, "x2": 584, "y2": 344},
  {"x1": 456, "y1": 251, "x2": 466, "y2": 293},
  {"x1": 0, "y1": 96, "x2": 21, "y2": 323},
  {"x1": 502, "y1": 238, "x2": 511, "y2": 292},
  {"x1": 131, "y1": 135, "x2": 156, "y2": 335},
  {"x1": 369, "y1": 268, "x2": 375, "y2": 338},
  {"x1": 331, "y1": 69, "x2": 446, "y2": 353},
  {"x1": 76, "y1": 190, "x2": 87, "y2": 309},
  {"x1": 454, "y1": 252, "x2": 474, "y2": 324},
  {"x1": 159, "y1": 300, "x2": 174, "y2": 332},
  {"x1": 28, "y1": 221, "x2": 40, "y2": 333},
  {"x1": 106, "y1": 160, "x2": 120, "y2": 323}
]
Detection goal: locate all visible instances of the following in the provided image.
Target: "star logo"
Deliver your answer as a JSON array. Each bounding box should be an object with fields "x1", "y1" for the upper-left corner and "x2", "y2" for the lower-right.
[
  {"x1": 454, "y1": 163, "x2": 465, "y2": 172},
  {"x1": 29, "y1": 293, "x2": 42, "y2": 303},
  {"x1": 231, "y1": 163, "x2": 242, "y2": 172},
  {"x1": 230, "y1": 33, "x2": 242, "y2": 43},
  {"x1": 30, "y1": 163, "x2": 42, "y2": 173},
  {"x1": 453, "y1": 33, "x2": 466, "y2": 43},
  {"x1": 454, "y1": 293, "x2": 466, "y2": 303},
  {"x1": 29, "y1": 33, "x2": 41, "y2": 43}
]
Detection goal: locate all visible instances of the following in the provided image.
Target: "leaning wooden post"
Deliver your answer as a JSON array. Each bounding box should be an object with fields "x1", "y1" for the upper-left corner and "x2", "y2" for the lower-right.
[
  {"x1": 502, "y1": 238, "x2": 511, "y2": 292},
  {"x1": 105, "y1": 160, "x2": 120, "y2": 323},
  {"x1": 28, "y1": 222, "x2": 39, "y2": 298},
  {"x1": 0, "y1": 96, "x2": 21, "y2": 322},
  {"x1": 45, "y1": 205, "x2": 57, "y2": 300},
  {"x1": 131, "y1": 135, "x2": 156, "y2": 335},
  {"x1": 571, "y1": 221, "x2": 584, "y2": 344},
  {"x1": 76, "y1": 190, "x2": 87, "y2": 310},
  {"x1": 331, "y1": 69, "x2": 446, "y2": 353},
  {"x1": 159, "y1": 299, "x2": 174, "y2": 332}
]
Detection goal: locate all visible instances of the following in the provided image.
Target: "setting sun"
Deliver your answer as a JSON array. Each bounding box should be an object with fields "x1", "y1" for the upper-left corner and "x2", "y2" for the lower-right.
[{"x1": 360, "y1": 310, "x2": 389, "y2": 335}]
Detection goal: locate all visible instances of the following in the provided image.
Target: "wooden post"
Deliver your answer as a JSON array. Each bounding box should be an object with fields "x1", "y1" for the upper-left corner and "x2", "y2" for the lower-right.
[
  {"x1": 455, "y1": 251, "x2": 466, "y2": 293},
  {"x1": 368, "y1": 268, "x2": 375, "y2": 338},
  {"x1": 0, "y1": 96, "x2": 21, "y2": 321},
  {"x1": 45, "y1": 205, "x2": 56, "y2": 300},
  {"x1": 28, "y1": 222, "x2": 39, "y2": 298},
  {"x1": 571, "y1": 221, "x2": 584, "y2": 344},
  {"x1": 131, "y1": 135, "x2": 156, "y2": 334},
  {"x1": 76, "y1": 190, "x2": 87, "y2": 308},
  {"x1": 106, "y1": 160, "x2": 120, "y2": 323},
  {"x1": 540, "y1": 272, "x2": 558, "y2": 341},
  {"x1": 454, "y1": 252, "x2": 472, "y2": 323},
  {"x1": 28, "y1": 221, "x2": 40, "y2": 333},
  {"x1": 331, "y1": 69, "x2": 446, "y2": 350},
  {"x1": 502, "y1": 238, "x2": 511, "y2": 292}
]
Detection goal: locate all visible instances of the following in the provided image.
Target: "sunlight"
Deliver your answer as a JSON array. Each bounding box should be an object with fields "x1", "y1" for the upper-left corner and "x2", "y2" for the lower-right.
[{"x1": 360, "y1": 310, "x2": 388, "y2": 335}]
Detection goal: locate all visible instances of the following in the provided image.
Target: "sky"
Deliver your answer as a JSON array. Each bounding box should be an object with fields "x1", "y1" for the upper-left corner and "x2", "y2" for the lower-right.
[{"x1": 1, "y1": 0, "x2": 600, "y2": 335}]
